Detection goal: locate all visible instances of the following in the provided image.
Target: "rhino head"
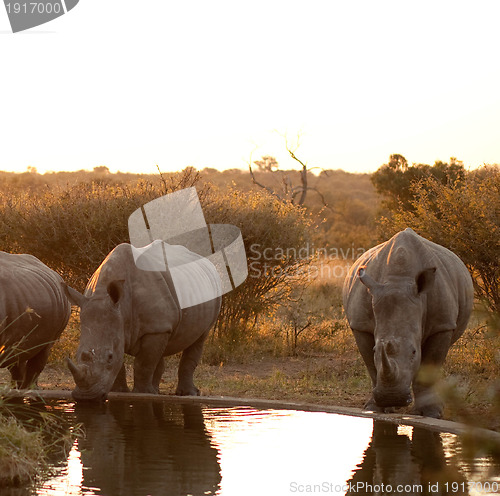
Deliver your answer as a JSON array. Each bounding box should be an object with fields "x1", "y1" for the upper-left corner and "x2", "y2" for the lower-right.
[
  {"x1": 65, "y1": 281, "x2": 125, "y2": 402},
  {"x1": 358, "y1": 265, "x2": 436, "y2": 408}
]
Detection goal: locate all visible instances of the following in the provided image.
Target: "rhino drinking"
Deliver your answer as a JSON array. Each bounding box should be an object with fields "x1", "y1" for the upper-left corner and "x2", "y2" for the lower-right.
[
  {"x1": 65, "y1": 242, "x2": 222, "y2": 401},
  {"x1": 343, "y1": 228, "x2": 474, "y2": 418}
]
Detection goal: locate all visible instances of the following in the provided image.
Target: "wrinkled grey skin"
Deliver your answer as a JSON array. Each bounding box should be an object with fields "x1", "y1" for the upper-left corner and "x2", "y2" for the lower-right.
[
  {"x1": 65, "y1": 243, "x2": 221, "y2": 402},
  {"x1": 0, "y1": 251, "x2": 71, "y2": 388},
  {"x1": 343, "y1": 229, "x2": 473, "y2": 418}
]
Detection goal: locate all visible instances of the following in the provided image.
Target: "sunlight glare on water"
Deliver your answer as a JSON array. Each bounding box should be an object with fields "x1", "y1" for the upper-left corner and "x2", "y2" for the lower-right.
[
  {"x1": 38, "y1": 439, "x2": 90, "y2": 496},
  {"x1": 203, "y1": 408, "x2": 373, "y2": 496}
]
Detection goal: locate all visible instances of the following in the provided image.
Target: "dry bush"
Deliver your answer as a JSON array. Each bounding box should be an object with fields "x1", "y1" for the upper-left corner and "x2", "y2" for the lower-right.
[
  {"x1": 201, "y1": 187, "x2": 315, "y2": 341},
  {"x1": 0, "y1": 415, "x2": 44, "y2": 486},
  {"x1": 379, "y1": 166, "x2": 500, "y2": 315},
  {"x1": 0, "y1": 169, "x2": 315, "y2": 343}
]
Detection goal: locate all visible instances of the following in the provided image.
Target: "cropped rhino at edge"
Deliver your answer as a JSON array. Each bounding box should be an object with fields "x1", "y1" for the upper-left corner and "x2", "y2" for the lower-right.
[
  {"x1": 65, "y1": 242, "x2": 222, "y2": 402},
  {"x1": 0, "y1": 251, "x2": 71, "y2": 389},
  {"x1": 343, "y1": 228, "x2": 474, "y2": 418}
]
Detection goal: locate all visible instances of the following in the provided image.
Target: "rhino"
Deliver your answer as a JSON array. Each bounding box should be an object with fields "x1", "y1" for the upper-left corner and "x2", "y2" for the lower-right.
[
  {"x1": 0, "y1": 251, "x2": 71, "y2": 388},
  {"x1": 65, "y1": 241, "x2": 222, "y2": 402},
  {"x1": 343, "y1": 228, "x2": 474, "y2": 418}
]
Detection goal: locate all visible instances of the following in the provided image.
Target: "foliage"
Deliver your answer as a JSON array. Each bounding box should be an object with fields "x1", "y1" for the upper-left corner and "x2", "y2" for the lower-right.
[
  {"x1": 0, "y1": 317, "x2": 78, "y2": 487},
  {"x1": 0, "y1": 168, "x2": 315, "y2": 339},
  {"x1": 276, "y1": 280, "x2": 343, "y2": 356},
  {"x1": 0, "y1": 169, "x2": 202, "y2": 291},
  {"x1": 379, "y1": 166, "x2": 500, "y2": 315},
  {"x1": 371, "y1": 154, "x2": 466, "y2": 212},
  {"x1": 202, "y1": 187, "x2": 315, "y2": 339},
  {"x1": 0, "y1": 414, "x2": 44, "y2": 486},
  {"x1": 1, "y1": 165, "x2": 379, "y2": 252},
  {"x1": 0, "y1": 396, "x2": 78, "y2": 488}
]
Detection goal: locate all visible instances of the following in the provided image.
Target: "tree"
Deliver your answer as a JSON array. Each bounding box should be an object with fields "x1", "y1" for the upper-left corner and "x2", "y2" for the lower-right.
[
  {"x1": 379, "y1": 166, "x2": 500, "y2": 315},
  {"x1": 93, "y1": 165, "x2": 110, "y2": 174},
  {"x1": 371, "y1": 155, "x2": 466, "y2": 212},
  {"x1": 248, "y1": 139, "x2": 329, "y2": 207}
]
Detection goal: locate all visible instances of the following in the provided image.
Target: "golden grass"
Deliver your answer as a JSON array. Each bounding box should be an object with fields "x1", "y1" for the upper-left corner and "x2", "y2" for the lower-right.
[{"x1": 0, "y1": 415, "x2": 45, "y2": 487}]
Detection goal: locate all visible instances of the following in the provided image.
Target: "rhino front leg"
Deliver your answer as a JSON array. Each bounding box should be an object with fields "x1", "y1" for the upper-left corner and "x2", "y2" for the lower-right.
[
  {"x1": 176, "y1": 330, "x2": 209, "y2": 396},
  {"x1": 352, "y1": 330, "x2": 387, "y2": 412},
  {"x1": 152, "y1": 357, "x2": 165, "y2": 393},
  {"x1": 412, "y1": 330, "x2": 454, "y2": 418},
  {"x1": 133, "y1": 333, "x2": 170, "y2": 394},
  {"x1": 111, "y1": 363, "x2": 129, "y2": 392}
]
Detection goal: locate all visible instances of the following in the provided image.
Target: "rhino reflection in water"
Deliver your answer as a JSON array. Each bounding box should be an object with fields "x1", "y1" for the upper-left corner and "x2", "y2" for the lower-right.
[
  {"x1": 346, "y1": 422, "x2": 468, "y2": 496},
  {"x1": 74, "y1": 401, "x2": 221, "y2": 496},
  {"x1": 65, "y1": 242, "x2": 222, "y2": 401},
  {"x1": 343, "y1": 228, "x2": 474, "y2": 418}
]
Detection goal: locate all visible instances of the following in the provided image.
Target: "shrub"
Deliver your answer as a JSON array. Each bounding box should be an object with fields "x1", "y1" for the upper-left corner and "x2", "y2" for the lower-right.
[
  {"x1": 0, "y1": 169, "x2": 201, "y2": 291},
  {"x1": 202, "y1": 187, "x2": 314, "y2": 339},
  {"x1": 0, "y1": 169, "x2": 315, "y2": 339},
  {"x1": 371, "y1": 155, "x2": 466, "y2": 212},
  {"x1": 379, "y1": 166, "x2": 500, "y2": 315},
  {"x1": 0, "y1": 415, "x2": 44, "y2": 486}
]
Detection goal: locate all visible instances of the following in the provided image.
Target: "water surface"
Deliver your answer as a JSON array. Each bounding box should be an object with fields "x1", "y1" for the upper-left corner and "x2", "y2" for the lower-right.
[{"x1": 6, "y1": 399, "x2": 500, "y2": 496}]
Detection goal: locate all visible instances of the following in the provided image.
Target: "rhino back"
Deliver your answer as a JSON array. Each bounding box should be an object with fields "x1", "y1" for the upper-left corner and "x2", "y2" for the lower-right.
[
  {"x1": 0, "y1": 252, "x2": 70, "y2": 358},
  {"x1": 343, "y1": 228, "x2": 473, "y2": 339}
]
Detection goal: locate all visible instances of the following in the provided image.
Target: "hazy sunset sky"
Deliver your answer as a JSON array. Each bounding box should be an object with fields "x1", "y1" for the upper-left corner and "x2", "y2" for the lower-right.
[{"x1": 1, "y1": 0, "x2": 499, "y2": 174}]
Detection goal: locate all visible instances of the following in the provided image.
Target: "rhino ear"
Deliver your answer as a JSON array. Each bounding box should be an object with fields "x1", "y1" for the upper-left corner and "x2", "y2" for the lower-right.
[
  {"x1": 416, "y1": 267, "x2": 436, "y2": 294},
  {"x1": 358, "y1": 266, "x2": 382, "y2": 295},
  {"x1": 107, "y1": 280, "x2": 125, "y2": 306},
  {"x1": 62, "y1": 283, "x2": 88, "y2": 308}
]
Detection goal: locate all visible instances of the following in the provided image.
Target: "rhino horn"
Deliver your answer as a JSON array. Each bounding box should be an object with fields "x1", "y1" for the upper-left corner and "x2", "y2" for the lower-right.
[
  {"x1": 67, "y1": 357, "x2": 87, "y2": 385},
  {"x1": 380, "y1": 343, "x2": 397, "y2": 382}
]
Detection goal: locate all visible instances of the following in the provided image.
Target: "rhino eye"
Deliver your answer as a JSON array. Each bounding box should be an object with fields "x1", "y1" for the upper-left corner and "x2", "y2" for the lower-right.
[{"x1": 107, "y1": 352, "x2": 113, "y2": 362}]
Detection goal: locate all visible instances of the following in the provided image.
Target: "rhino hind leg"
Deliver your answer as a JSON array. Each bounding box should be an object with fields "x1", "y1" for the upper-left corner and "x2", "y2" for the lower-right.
[
  {"x1": 111, "y1": 363, "x2": 129, "y2": 392},
  {"x1": 10, "y1": 361, "x2": 27, "y2": 389},
  {"x1": 411, "y1": 330, "x2": 454, "y2": 419},
  {"x1": 175, "y1": 330, "x2": 209, "y2": 396},
  {"x1": 15, "y1": 344, "x2": 53, "y2": 389}
]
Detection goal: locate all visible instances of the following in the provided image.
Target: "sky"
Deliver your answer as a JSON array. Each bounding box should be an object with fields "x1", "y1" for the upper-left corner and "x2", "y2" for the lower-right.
[{"x1": 1, "y1": 0, "x2": 500, "y2": 175}]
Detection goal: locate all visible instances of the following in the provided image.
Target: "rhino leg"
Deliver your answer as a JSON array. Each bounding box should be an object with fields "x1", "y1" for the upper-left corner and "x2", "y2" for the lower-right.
[
  {"x1": 111, "y1": 363, "x2": 129, "y2": 392},
  {"x1": 10, "y1": 344, "x2": 51, "y2": 389},
  {"x1": 133, "y1": 333, "x2": 170, "y2": 394},
  {"x1": 412, "y1": 330, "x2": 454, "y2": 418},
  {"x1": 22, "y1": 344, "x2": 52, "y2": 389},
  {"x1": 10, "y1": 361, "x2": 27, "y2": 389},
  {"x1": 152, "y1": 358, "x2": 165, "y2": 393},
  {"x1": 175, "y1": 330, "x2": 209, "y2": 396}
]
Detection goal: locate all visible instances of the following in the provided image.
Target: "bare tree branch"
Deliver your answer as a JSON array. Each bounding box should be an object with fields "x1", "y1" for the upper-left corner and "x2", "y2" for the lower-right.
[
  {"x1": 248, "y1": 135, "x2": 332, "y2": 210},
  {"x1": 247, "y1": 154, "x2": 283, "y2": 201}
]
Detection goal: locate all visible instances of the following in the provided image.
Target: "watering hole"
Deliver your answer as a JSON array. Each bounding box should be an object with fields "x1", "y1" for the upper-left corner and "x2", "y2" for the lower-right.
[{"x1": 6, "y1": 398, "x2": 500, "y2": 496}]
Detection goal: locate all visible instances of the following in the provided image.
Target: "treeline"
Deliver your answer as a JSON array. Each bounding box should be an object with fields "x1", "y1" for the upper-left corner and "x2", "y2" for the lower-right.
[
  {"x1": 1, "y1": 156, "x2": 499, "y2": 316},
  {"x1": 0, "y1": 165, "x2": 380, "y2": 251}
]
